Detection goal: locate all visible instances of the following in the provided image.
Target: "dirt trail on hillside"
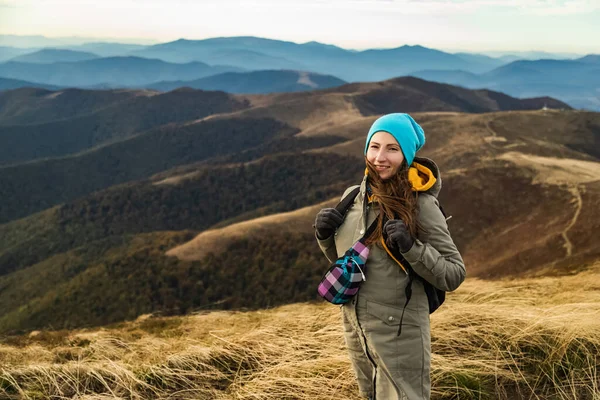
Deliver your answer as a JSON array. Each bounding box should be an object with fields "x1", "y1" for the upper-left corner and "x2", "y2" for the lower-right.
[{"x1": 562, "y1": 185, "x2": 583, "y2": 258}]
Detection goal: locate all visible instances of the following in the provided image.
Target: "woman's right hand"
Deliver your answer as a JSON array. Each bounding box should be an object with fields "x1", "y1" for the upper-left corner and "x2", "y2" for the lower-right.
[{"x1": 314, "y1": 208, "x2": 344, "y2": 239}]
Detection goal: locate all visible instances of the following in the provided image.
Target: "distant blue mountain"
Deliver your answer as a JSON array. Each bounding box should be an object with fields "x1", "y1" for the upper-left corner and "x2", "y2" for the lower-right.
[
  {"x1": 0, "y1": 56, "x2": 244, "y2": 87},
  {"x1": 132, "y1": 37, "x2": 500, "y2": 81},
  {"x1": 1, "y1": 36, "x2": 595, "y2": 109},
  {"x1": 9, "y1": 49, "x2": 99, "y2": 63},
  {"x1": 0, "y1": 77, "x2": 61, "y2": 91},
  {"x1": 576, "y1": 54, "x2": 600, "y2": 64},
  {"x1": 482, "y1": 59, "x2": 595, "y2": 84},
  {"x1": 412, "y1": 59, "x2": 600, "y2": 110},
  {"x1": 0, "y1": 46, "x2": 37, "y2": 63},
  {"x1": 146, "y1": 70, "x2": 347, "y2": 93},
  {"x1": 408, "y1": 70, "x2": 483, "y2": 87},
  {"x1": 63, "y1": 42, "x2": 149, "y2": 57},
  {"x1": 133, "y1": 39, "x2": 304, "y2": 70},
  {"x1": 453, "y1": 52, "x2": 506, "y2": 70},
  {"x1": 482, "y1": 51, "x2": 582, "y2": 60}
]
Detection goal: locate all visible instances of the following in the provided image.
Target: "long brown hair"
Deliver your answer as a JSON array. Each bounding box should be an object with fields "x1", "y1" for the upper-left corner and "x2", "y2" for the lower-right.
[{"x1": 364, "y1": 158, "x2": 422, "y2": 246}]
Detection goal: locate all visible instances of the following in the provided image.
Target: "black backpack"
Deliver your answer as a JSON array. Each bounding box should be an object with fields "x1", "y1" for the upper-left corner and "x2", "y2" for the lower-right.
[{"x1": 337, "y1": 187, "x2": 447, "y2": 334}]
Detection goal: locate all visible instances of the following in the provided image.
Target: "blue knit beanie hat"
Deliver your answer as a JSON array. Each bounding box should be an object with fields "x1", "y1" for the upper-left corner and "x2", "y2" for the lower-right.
[{"x1": 364, "y1": 113, "x2": 426, "y2": 166}]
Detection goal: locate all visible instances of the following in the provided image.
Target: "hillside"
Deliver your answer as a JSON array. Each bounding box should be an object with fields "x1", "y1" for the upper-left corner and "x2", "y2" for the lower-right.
[
  {"x1": 0, "y1": 118, "x2": 348, "y2": 224},
  {"x1": 2, "y1": 267, "x2": 600, "y2": 399},
  {"x1": 0, "y1": 76, "x2": 597, "y2": 333},
  {"x1": 0, "y1": 88, "x2": 250, "y2": 166},
  {"x1": 0, "y1": 150, "x2": 360, "y2": 264},
  {"x1": 0, "y1": 109, "x2": 599, "y2": 332},
  {"x1": 0, "y1": 77, "x2": 570, "y2": 222},
  {"x1": 165, "y1": 111, "x2": 600, "y2": 280},
  {"x1": 166, "y1": 201, "x2": 329, "y2": 261},
  {"x1": 245, "y1": 76, "x2": 570, "y2": 120},
  {"x1": 0, "y1": 77, "x2": 61, "y2": 91},
  {"x1": 0, "y1": 158, "x2": 362, "y2": 332},
  {"x1": 0, "y1": 87, "x2": 142, "y2": 124}
]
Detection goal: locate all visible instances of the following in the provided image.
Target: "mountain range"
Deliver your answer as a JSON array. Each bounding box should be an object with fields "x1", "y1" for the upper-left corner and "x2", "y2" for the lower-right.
[
  {"x1": 8, "y1": 48, "x2": 100, "y2": 64},
  {"x1": 1, "y1": 75, "x2": 597, "y2": 333},
  {"x1": 0, "y1": 56, "x2": 243, "y2": 87},
  {"x1": 130, "y1": 38, "x2": 502, "y2": 80},
  {"x1": 0, "y1": 77, "x2": 61, "y2": 91},
  {"x1": 146, "y1": 70, "x2": 347, "y2": 93},
  {"x1": 1, "y1": 36, "x2": 599, "y2": 109},
  {"x1": 413, "y1": 57, "x2": 600, "y2": 110}
]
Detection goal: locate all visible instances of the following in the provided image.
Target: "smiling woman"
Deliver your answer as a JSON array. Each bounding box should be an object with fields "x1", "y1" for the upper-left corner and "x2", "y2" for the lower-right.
[{"x1": 314, "y1": 113, "x2": 466, "y2": 400}]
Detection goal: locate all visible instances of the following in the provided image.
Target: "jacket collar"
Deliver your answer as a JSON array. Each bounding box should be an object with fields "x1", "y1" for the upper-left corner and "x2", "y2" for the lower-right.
[{"x1": 360, "y1": 156, "x2": 442, "y2": 200}]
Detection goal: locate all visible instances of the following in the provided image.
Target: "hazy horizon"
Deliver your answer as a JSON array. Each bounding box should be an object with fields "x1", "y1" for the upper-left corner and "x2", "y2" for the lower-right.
[
  {"x1": 0, "y1": 33, "x2": 594, "y2": 58},
  {"x1": 1, "y1": 0, "x2": 599, "y2": 54}
]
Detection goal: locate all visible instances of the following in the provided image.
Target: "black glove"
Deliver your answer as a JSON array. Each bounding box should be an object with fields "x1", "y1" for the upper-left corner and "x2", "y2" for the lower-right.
[
  {"x1": 314, "y1": 208, "x2": 344, "y2": 240},
  {"x1": 384, "y1": 219, "x2": 415, "y2": 253}
]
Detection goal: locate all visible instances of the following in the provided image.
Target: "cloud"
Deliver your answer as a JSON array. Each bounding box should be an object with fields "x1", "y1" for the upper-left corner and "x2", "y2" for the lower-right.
[
  {"x1": 271, "y1": 0, "x2": 600, "y2": 15},
  {"x1": 0, "y1": 0, "x2": 20, "y2": 7},
  {"x1": 294, "y1": 0, "x2": 600, "y2": 15},
  {"x1": 2, "y1": 0, "x2": 598, "y2": 15},
  {"x1": 369, "y1": 0, "x2": 600, "y2": 15}
]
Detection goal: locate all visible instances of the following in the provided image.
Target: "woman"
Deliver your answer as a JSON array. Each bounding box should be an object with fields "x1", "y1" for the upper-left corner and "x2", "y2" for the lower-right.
[{"x1": 314, "y1": 113, "x2": 466, "y2": 400}]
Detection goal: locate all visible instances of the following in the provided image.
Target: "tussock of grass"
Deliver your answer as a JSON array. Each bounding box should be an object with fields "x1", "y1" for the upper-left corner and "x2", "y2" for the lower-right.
[{"x1": 2, "y1": 264, "x2": 600, "y2": 399}]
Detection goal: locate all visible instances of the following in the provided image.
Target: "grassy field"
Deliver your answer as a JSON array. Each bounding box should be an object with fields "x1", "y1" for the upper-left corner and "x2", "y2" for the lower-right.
[{"x1": 2, "y1": 261, "x2": 600, "y2": 400}]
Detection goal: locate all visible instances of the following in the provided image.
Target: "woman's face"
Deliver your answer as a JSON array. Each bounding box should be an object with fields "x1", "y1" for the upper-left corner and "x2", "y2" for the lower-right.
[{"x1": 366, "y1": 131, "x2": 405, "y2": 180}]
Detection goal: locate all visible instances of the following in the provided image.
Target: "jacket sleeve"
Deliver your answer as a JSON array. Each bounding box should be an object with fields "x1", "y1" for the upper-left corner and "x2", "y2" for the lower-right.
[
  {"x1": 401, "y1": 194, "x2": 466, "y2": 292},
  {"x1": 315, "y1": 185, "x2": 360, "y2": 264},
  {"x1": 316, "y1": 234, "x2": 338, "y2": 264}
]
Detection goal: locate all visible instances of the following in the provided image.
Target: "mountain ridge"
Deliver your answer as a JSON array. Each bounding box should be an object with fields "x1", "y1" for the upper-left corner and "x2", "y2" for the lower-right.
[
  {"x1": 0, "y1": 56, "x2": 243, "y2": 87},
  {"x1": 413, "y1": 58, "x2": 600, "y2": 110},
  {"x1": 8, "y1": 48, "x2": 99, "y2": 63},
  {"x1": 146, "y1": 70, "x2": 347, "y2": 93},
  {"x1": 2, "y1": 36, "x2": 596, "y2": 109}
]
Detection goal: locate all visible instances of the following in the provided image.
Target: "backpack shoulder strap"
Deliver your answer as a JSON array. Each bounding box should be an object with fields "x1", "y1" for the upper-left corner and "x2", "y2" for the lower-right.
[{"x1": 334, "y1": 186, "x2": 361, "y2": 217}]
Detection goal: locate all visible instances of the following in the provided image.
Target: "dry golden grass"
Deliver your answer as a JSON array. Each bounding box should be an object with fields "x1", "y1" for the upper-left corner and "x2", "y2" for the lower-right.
[
  {"x1": 497, "y1": 152, "x2": 600, "y2": 186},
  {"x1": 2, "y1": 262, "x2": 600, "y2": 399}
]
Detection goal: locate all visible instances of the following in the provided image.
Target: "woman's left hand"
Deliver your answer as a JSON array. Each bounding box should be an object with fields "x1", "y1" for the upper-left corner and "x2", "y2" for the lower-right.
[{"x1": 384, "y1": 219, "x2": 415, "y2": 253}]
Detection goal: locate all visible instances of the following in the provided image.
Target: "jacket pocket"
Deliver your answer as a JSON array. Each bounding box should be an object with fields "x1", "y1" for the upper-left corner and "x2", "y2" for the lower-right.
[
  {"x1": 366, "y1": 300, "x2": 419, "y2": 327},
  {"x1": 364, "y1": 300, "x2": 424, "y2": 372}
]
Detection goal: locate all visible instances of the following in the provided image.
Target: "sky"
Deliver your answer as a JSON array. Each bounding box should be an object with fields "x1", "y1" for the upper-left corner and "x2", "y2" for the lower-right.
[{"x1": 1, "y1": 0, "x2": 599, "y2": 54}]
